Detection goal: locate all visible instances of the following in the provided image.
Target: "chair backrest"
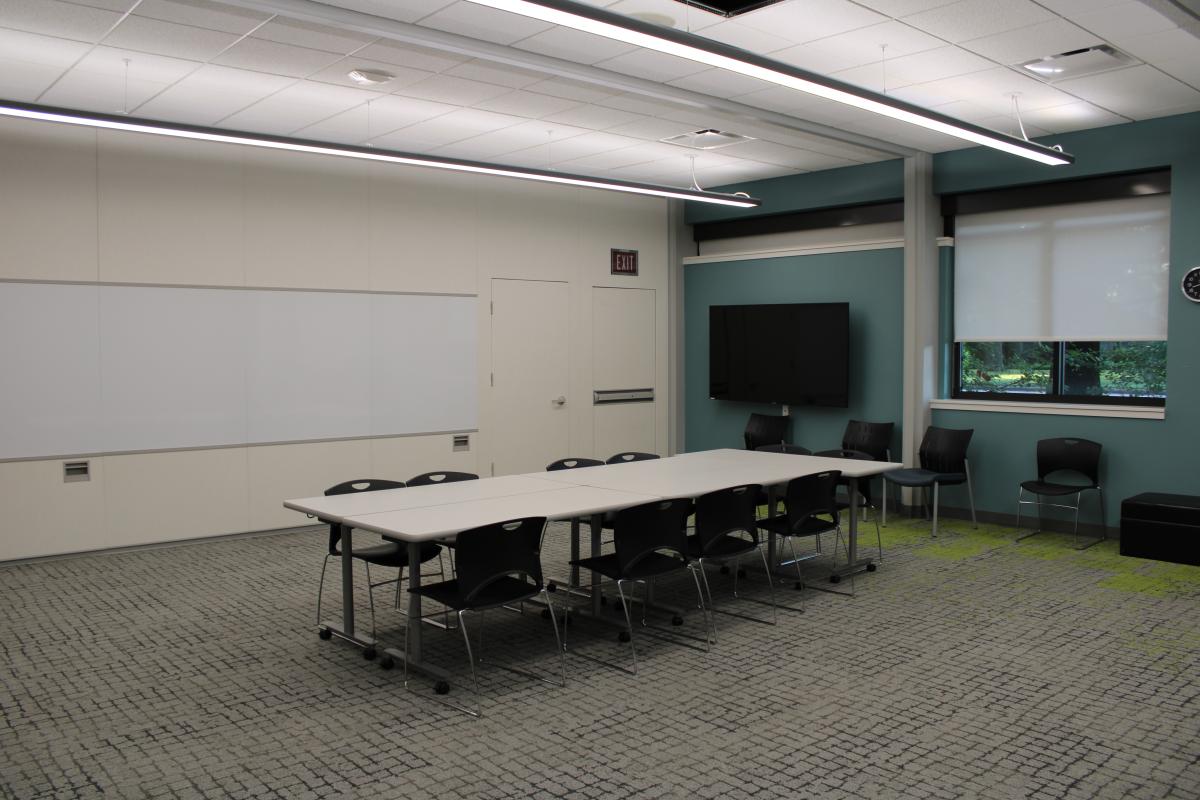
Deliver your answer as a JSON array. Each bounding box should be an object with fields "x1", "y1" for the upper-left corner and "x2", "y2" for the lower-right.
[
  {"x1": 453, "y1": 517, "x2": 548, "y2": 606},
  {"x1": 744, "y1": 413, "x2": 790, "y2": 451},
  {"x1": 606, "y1": 451, "x2": 659, "y2": 464},
  {"x1": 783, "y1": 471, "x2": 841, "y2": 530},
  {"x1": 1036, "y1": 437, "x2": 1102, "y2": 486},
  {"x1": 406, "y1": 471, "x2": 479, "y2": 486},
  {"x1": 812, "y1": 449, "x2": 875, "y2": 503},
  {"x1": 323, "y1": 478, "x2": 406, "y2": 554},
  {"x1": 841, "y1": 420, "x2": 894, "y2": 462},
  {"x1": 917, "y1": 427, "x2": 973, "y2": 474},
  {"x1": 694, "y1": 484, "x2": 761, "y2": 554},
  {"x1": 546, "y1": 457, "x2": 604, "y2": 471},
  {"x1": 612, "y1": 498, "x2": 693, "y2": 575},
  {"x1": 755, "y1": 443, "x2": 812, "y2": 455}
]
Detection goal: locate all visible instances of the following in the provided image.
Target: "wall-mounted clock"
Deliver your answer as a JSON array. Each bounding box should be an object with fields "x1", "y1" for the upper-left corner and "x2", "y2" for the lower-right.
[{"x1": 1184, "y1": 266, "x2": 1200, "y2": 303}]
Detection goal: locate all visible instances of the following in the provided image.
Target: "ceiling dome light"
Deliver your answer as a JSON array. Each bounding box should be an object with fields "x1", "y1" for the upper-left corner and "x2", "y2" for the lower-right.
[{"x1": 348, "y1": 68, "x2": 395, "y2": 86}]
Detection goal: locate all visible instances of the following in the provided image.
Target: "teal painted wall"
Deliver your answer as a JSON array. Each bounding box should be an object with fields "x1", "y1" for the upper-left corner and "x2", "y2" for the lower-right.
[
  {"x1": 684, "y1": 159, "x2": 904, "y2": 225},
  {"x1": 931, "y1": 112, "x2": 1200, "y2": 529},
  {"x1": 684, "y1": 247, "x2": 905, "y2": 456}
]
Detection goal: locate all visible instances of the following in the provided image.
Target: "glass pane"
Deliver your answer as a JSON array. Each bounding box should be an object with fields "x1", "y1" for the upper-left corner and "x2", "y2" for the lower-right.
[
  {"x1": 959, "y1": 342, "x2": 1053, "y2": 396},
  {"x1": 1063, "y1": 341, "x2": 1167, "y2": 399}
]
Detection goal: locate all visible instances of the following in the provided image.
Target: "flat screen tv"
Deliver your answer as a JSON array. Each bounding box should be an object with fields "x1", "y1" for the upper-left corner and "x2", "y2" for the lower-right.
[{"x1": 709, "y1": 302, "x2": 849, "y2": 407}]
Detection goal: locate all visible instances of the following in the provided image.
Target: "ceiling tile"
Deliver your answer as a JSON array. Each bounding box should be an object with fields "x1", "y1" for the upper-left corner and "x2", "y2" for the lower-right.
[
  {"x1": 102, "y1": 14, "x2": 241, "y2": 61},
  {"x1": 444, "y1": 59, "x2": 547, "y2": 89},
  {"x1": 307, "y1": 58, "x2": 434, "y2": 93},
  {"x1": 385, "y1": 107, "x2": 525, "y2": 144},
  {"x1": 902, "y1": 0, "x2": 1054, "y2": 43},
  {"x1": 327, "y1": 0, "x2": 456, "y2": 24},
  {"x1": 41, "y1": 68, "x2": 175, "y2": 114},
  {"x1": 70, "y1": 43, "x2": 200, "y2": 83},
  {"x1": 550, "y1": 142, "x2": 665, "y2": 171},
  {"x1": 733, "y1": 86, "x2": 862, "y2": 125},
  {"x1": 541, "y1": 103, "x2": 641, "y2": 130},
  {"x1": 959, "y1": 19, "x2": 1102, "y2": 65},
  {"x1": 605, "y1": 0, "x2": 715, "y2": 29},
  {"x1": 249, "y1": 17, "x2": 376, "y2": 55},
  {"x1": 1033, "y1": 0, "x2": 1126, "y2": 16},
  {"x1": 1054, "y1": 64, "x2": 1200, "y2": 117},
  {"x1": 512, "y1": 26, "x2": 637, "y2": 64},
  {"x1": 0, "y1": 25, "x2": 91, "y2": 67},
  {"x1": 428, "y1": 119, "x2": 589, "y2": 159},
  {"x1": 135, "y1": 63, "x2": 293, "y2": 123},
  {"x1": 1111, "y1": 28, "x2": 1200, "y2": 65},
  {"x1": 131, "y1": 0, "x2": 269, "y2": 35},
  {"x1": 594, "y1": 48, "x2": 708, "y2": 82},
  {"x1": 416, "y1": 1, "x2": 553, "y2": 45},
  {"x1": 398, "y1": 73, "x2": 513, "y2": 105},
  {"x1": 514, "y1": 130, "x2": 645, "y2": 162},
  {"x1": 353, "y1": 41, "x2": 468, "y2": 73},
  {"x1": 693, "y1": 19, "x2": 794, "y2": 53},
  {"x1": 736, "y1": 0, "x2": 887, "y2": 42},
  {"x1": 220, "y1": 81, "x2": 376, "y2": 133},
  {"x1": 1070, "y1": 2, "x2": 1177, "y2": 41},
  {"x1": 1006, "y1": 100, "x2": 1128, "y2": 133},
  {"x1": 213, "y1": 37, "x2": 344, "y2": 78},
  {"x1": 851, "y1": 0, "x2": 960, "y2": 15},
  {"x1": 474, "y1": 89, "x2": 581, "y2": 117},
  {"x1": 1158, "y1": 56, "x2": 1200, "y2": 90},
  {"x1": 60, "y1": 0, "x2": 134, "y2": 10},
  {"x1": 0, "y1": 0, "x2": 122, "y2": 41},
  {"x1": 524, "y1": 76, "x2": 620, "y2": 103},
  {"x1": 294, "y1": 94, "x2": 459, "y2": 143},
  {"x1": 605, "y1": 115, "x2": 699, "y2": 140},
  {"x1": 890, "y1": 66, "x2": 1078, "y2": 114},
  {"x1": 667, "y1": 66, "x2": 769, "y2": 98},
  {"x1": 772, "y1": 19, "x2": 944, "y2": 75},
  {"x1": 0, "y1": 56, "x2": 68, "y2": 101},
  {"x1": 832, "y1": 45, "x2": 993, "y2": 92}
]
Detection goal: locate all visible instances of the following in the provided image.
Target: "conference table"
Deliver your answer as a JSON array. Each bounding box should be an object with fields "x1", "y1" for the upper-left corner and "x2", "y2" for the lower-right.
[{"x1": 284, "y1": 448, "x2": 901, "y2": 684}]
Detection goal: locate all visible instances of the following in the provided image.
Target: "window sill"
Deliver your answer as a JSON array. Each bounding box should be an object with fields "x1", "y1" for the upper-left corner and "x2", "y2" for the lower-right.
[{"x1": 930, "y1": 398, "x2": 1164, "y2": 420}]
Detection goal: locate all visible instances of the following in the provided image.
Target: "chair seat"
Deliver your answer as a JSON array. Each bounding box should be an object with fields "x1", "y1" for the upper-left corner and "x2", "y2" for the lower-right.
[
  {"x1": 884, "y1": 468, "x2": 966, "y2": 487},
  {"x1": 1020, "y1": 479, "x2": 1096, "y2": 497},
  {"x1": 333, "y1": 539, "x2": 442, "y2": 568},
  {"x1": 571, "y1": 551, "x2": 687, "y2": 581},
  {"x1": 757, "y1": 515, "x2": 837, "y2": 537},
  {"x1": 686, "y1": 533, "x2": 759, "y2": 560},
  {"x1": 411, "y1": 575, "x2": 541, "y2": 612}
]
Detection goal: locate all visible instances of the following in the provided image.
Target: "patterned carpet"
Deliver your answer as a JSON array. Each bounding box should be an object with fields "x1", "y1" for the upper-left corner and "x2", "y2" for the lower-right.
[{"x1": 1, "y1": 514, "x2": 1198, "y2": 799}]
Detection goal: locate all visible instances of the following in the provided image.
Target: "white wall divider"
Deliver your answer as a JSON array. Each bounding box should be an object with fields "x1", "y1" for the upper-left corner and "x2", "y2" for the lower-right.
[{"x1": 0, "y1": 282, "x2": 478, "y2": 460}]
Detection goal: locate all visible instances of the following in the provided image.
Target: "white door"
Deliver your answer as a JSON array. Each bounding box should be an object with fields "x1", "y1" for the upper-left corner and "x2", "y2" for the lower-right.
[
  {"x1": 490, "y1": 278, "x2": 570, "y2": 475},
  {"x1": 593, "y1": 286, "x2": 656, "y2": 458}
]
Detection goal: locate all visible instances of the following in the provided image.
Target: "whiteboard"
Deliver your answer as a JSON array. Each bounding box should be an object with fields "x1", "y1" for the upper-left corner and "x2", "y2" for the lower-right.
[{"x1": 0, "y1": 283, "x2": 477, "y2": 459}]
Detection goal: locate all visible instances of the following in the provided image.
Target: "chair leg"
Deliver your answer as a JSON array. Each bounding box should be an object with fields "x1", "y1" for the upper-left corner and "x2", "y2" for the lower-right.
[
  {"x1": 882, "y1": 481, "x2": 888, "y2": 527},
  {"x1": 477, "y1": 609, "x2": 485, "y2": 663},
  {"x1": 1072, "y1": 491, "x2": 1082, "y2": 547},
  {"x1": 1015, "y1": 486, "x2": 1024, "y2": 533},
  {"x1": 364, "y1": 562, "x2": 377, "y2": 640},
  {"x1": 785, "y1": 536, "x2": 804, "y2": 586},
  {"x1": 965, "y1": 461, "x2": 978, "y2": 529},
  {"x1": 1098, "y1": 487, "x2": 1108, "y2": 540},
  {"x1": 316, "y1": 554, "x2": 331, "y2": 626},
  {"x1": 689, "y1": 567, "x2": 714, "y2": 650},
  {"x1": 695, "y1": 561, "x2": 717, "y2": 644},
  {"x1": 543, "y1": 588, "x2": 567, "y2": 686},
  {"x1": 615, "y1": 579, "x2": 638, "y2": 675},
  {"x1": 758, "y1": 546, "x2": 778, "y2": 625},
  {"x1": 457, "y1": 610, "x2": 482, "y2": 717},
  {"x1": 731, "y1": 554, "x2": 740, "y2": 597},
  {"x1": 931, "y1": 483, "x2": 940, "y2": 538}
]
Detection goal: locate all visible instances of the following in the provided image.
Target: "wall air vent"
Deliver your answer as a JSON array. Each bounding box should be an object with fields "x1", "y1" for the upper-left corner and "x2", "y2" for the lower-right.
[
  {"x1": 660, "y1": 129, "x2": 756, "y2": 150},
  {"x1": 1019, "y1": 45, "x2": 1138, "y2": 83}
]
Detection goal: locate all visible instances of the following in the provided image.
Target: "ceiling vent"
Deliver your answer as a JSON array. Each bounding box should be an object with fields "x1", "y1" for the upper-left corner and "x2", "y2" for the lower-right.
[
  {"x1": 1018, "y1": 45, "x2": 1138, "y2": 83},
  {"x1": 660, "y1": 129, "x2": 756, "y2": 150},
  {"x1": 671, "y1": 0, "x2": 784, "y2": 18}
]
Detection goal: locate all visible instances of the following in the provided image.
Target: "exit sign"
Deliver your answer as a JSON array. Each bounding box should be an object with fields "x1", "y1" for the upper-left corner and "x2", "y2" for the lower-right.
[{"x1": 611, "y1": 249, "x2": 638, "y2": 276}]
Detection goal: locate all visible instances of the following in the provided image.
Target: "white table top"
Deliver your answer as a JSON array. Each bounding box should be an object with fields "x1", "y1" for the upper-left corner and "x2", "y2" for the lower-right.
[
  {"x1": 282, "y1": 474, "x2": 566, "y2": 523},
  {"x1": 346, "y1": 485, "x2": 660, "y2": 541}
]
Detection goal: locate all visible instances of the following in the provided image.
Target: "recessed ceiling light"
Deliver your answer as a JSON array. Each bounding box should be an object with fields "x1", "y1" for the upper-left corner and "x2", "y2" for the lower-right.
[
  {"x1": 1019, "y1": 45, "x2": 1137, "y2": 83},
  {"x1": 348, "y1": 68, "x2": 395, "y2": 86},
  {"x1": 661, "y1": 129, "x2": 755, "y2": 149}
]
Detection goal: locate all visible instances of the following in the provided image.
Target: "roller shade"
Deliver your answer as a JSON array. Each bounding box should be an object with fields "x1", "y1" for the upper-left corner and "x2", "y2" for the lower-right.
[{"x1": 954, "y1": 195, "x2": 1170, "y2": 342}]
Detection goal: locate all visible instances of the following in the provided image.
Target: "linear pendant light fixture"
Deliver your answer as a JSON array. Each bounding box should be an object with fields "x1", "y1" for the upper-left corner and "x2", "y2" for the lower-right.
[
  {"x1": 463, "y1": 0, "x2": 1075, "y2": 166},
  {"x1": 0, "y1": 100, "x2": 761, "y2": 208}
]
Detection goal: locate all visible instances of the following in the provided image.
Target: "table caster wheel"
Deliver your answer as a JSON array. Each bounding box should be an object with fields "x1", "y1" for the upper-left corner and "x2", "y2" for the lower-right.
[
  {"x1": 618, "y1": 631, "x2": 631, "y2": 643},
  {"x1": 363, "y1": 647, "x2": 377, "y2": 661},
  {"x1": 794, "y1": 581, "x2": 804, "y2": 591},
  {"x1": 720, "y1": 565, "x2": 730, "y2": 575},
  {"x1": 671, "y1": 615, "x2": 684, "y2": 626},
  {"x1": 830, "y1": 574, "x2": 842, "y2": 585},
  {"x1": 318, "y1": 628, "x2": 332, "y2": 640},
  {"x1": 434, "y1": 681, "x2": 450, "y2": 695},
  {"x1": 547, "y1": 582, "x2": 557, "y2": 593},
  {"x1": 380, "y1": 656, "x2": 395, "y2": 670},
  {"x1": 866, "y1": 563, "x2": 877, "y2": 573}
]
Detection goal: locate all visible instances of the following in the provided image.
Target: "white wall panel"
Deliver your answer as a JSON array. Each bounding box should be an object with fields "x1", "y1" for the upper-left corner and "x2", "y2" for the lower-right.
[
  {"x1": 0, "y1": 458, "x2": 106, "y2": 562},
  {"x1": 99, "y1": 285, "x2": 250, "y2": 452},
  {"x1": 0, "y1": 117, "x2": 98, "y2": 282},
  {"x1": 0, "y1": 283, "x2": 102, "y2": 459},
  {"x1": 247, "y1": 438, "x2": 372, "y2": 531}
]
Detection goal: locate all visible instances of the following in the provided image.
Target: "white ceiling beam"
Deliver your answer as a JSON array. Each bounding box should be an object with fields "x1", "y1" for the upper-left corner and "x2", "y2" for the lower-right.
[{"x1": 216, "y1": 0, "x2": 917, "y2": 158}]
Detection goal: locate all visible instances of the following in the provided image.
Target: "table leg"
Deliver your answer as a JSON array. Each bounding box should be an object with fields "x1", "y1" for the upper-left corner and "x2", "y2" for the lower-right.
[
  {"x1": 766, "y1": 485, "x2": 779, "y2": 568},
  {"x1": 381, "y1": 540, "x2": 450, "y2": 683},
  {"x1": 570, "y1": 517, "x2": 580, "y2": 588},
  {"x1": 831, "y1": 481, "x2": 874, "y2": 582},
  {"x1": 318, "y1": 524, "x2": 376, "y2": 650},
  {"x1": 590, "y1": 513, "x2": 602, "y2": 616}
]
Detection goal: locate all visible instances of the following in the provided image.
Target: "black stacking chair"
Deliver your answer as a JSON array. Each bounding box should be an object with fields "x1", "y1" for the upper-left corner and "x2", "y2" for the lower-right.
[
  {"x1": 406, "y1": 516, "x2": 564, "y2": 717},
  {"x1": 813, "y1": 447, "x2": 885, "y2": 562},
  {"x1": 407, "y1": 470, "x2": 479, "y2": 486},
  {"x1": 316, "y1": 479, "x2": 445, "y2": 643},
  {"x1": 569, "y1": 498, "x2": 709, "y2": 674},
  {"x1": 882, "y1": 427, "x2": 976, "y2": 538},
  {"x1": 1016, "y1": 438, "x2": 1105, "y2": 550},
  {"x1": 757, "y1": 470, "x2": 843, "y2": 603},
  {"x1": 547, "y1": 457, "x2": 603, "y2": 471},
  {"x1": 689, "y1": 484, "x2": 776, "y2": 633},
  {"x1": 605, "y1": 452, "x2": 659, "y2": 464},
  {"x1": 744, "y1": 413, "x2": 790, "y2": 451}
]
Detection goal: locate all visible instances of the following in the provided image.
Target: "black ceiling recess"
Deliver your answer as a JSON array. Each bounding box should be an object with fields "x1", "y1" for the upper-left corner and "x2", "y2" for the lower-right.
[{"x1": 674, "y1": 0, "x2": 785, "y2": 18}]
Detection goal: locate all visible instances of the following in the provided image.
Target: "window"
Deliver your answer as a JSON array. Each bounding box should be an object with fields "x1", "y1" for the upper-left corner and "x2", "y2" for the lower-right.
[{"x1": 952, "y1": 190, "x2": 1170, "y2": 406}]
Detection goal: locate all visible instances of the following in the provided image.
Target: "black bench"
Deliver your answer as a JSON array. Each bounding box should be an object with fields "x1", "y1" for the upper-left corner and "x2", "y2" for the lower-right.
[{"x1": 1120, "y1": 493, "x2": 1200, "y2": 566}]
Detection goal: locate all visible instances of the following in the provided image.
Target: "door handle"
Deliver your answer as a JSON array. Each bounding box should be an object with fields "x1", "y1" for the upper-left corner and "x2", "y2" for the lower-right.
[{"x1": 553, "y1": 396, "x2": 567, "y2": 407}]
